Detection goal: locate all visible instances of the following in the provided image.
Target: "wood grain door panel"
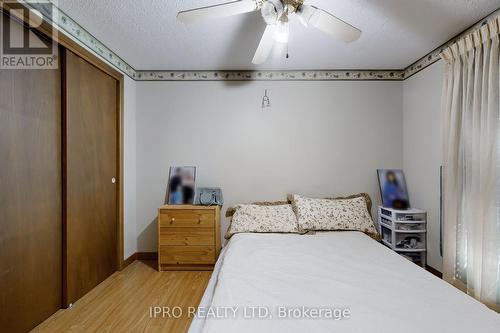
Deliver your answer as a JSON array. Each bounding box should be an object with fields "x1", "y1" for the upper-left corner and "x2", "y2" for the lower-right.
[
  {"x1": 64, "y1": 50, "x2": 118, "y2": 306},
  {"x1": 0, "y1": 27, "x2": 62, "y2": 332}
]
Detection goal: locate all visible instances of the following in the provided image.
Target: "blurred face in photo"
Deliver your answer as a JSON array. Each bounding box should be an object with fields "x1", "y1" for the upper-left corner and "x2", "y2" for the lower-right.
[{"x1": 386, "y1": 171, "x2": 397, "y2": 183}]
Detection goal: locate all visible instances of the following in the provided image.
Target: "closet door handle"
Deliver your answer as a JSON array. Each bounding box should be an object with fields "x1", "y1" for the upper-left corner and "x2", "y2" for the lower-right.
[{"x1": 111, "y1": 177, "x2": 116, "y2": 184}]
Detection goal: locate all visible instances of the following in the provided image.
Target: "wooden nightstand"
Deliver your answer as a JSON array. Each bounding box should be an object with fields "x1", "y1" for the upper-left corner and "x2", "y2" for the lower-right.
[{"x1": 157, "y1": 205, "x2": 221, "y2": 271}]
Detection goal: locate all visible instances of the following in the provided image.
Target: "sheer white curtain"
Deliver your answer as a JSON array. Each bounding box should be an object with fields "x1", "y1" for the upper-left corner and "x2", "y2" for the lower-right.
[{"x1": 441, "y1": 17, "x2": 500, "y2": 311}]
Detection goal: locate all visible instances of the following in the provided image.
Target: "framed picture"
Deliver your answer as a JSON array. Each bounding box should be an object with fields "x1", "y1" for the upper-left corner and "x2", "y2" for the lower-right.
[
  {"x1": 167, "y1": 166, "x2": 196, "y2": 205},
  {"x1": 377, "y1": 169, "x2": 410, "y2": 209}
]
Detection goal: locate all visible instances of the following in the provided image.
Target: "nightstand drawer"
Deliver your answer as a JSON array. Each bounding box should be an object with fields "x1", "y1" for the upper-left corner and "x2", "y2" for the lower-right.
[
  {"x1": 159, "y1": 245, "x2": 215, "y2": 264},
  {"x1": 158, "y1": 205, "x2": 220, "y2": 271},
  {"x1": 159, "y1": 227, "x2": 215, "y2": 246},
  {"x1": 160, "y1": 210, "x2": 214, "y2": 228}
]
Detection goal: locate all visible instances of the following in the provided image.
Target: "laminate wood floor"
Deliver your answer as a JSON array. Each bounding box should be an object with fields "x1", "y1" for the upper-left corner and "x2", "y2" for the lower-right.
[{"x1": 32, "y1": 260, "x2": 211, "y2": 333}]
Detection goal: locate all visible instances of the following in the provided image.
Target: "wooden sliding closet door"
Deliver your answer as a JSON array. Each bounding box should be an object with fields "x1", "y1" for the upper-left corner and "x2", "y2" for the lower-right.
[
  {"x1": 64, "y1": 50, "x2": 118, "y2": 306},
  {"x1": 0, "y1": 38, "x2": 62, "y2": 333}
]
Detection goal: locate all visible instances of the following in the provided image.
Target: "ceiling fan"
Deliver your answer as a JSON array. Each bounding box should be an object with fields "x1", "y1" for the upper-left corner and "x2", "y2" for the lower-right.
[{"x1": 177, "y1": 0, "x2": 362, "y2": 65}]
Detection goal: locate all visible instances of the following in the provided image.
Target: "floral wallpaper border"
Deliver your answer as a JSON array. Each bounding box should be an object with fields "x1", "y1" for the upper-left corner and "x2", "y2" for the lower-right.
[
  {"x1": 23, "y1": 1, "x2": 500, "y2": 82},
  {"x1": 404, "y1": 7, "x2": 500, "y2": 79},
  {"x1": 23, "y1": 1, "x2": 137, "y2": 79},
  {"x1": 134, "y1": 70, "x2": 405, "y2": 81}
]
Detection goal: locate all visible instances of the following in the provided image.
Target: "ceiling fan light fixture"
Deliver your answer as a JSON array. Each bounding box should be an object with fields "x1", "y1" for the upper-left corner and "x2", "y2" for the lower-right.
[
  {"x1": 261, "y1": 0, "x2": 284, "y2": 25},
  {"x1": 177, "y1": 0, "x2": 362, "y2": 64},
  {"x1": 274, "y1": 21, "x2": 289, "y2": 43}
]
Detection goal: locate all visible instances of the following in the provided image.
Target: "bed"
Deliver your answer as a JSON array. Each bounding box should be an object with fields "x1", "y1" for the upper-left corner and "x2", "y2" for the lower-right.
[{"x1": 188, "y1": 231, "x2": 499, "y2": 333}]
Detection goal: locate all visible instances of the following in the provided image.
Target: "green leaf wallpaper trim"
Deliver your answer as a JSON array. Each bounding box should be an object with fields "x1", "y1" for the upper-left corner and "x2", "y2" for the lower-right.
[{"x1": 22, "y1": 2, "x2": 500, "y2": 82}]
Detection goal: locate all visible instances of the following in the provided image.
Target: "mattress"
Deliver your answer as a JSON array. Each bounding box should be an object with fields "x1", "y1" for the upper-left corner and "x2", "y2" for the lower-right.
[{"x1": 188, "y1": 232, "x2": 499, "y2": 333}]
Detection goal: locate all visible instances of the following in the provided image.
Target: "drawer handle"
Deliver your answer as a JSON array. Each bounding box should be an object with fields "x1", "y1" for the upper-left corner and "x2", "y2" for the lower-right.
[
  {"x1": 198, "y1": 218, "x2": 201, "y2": 224},
  {"x1": 170, "y1": 218, "x2": 175, "y2": 224}
]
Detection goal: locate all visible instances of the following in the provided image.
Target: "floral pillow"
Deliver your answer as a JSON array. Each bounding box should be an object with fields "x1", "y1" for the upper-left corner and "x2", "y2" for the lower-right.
[
  {"x1": 225, "y1": 204, "x2": 299, "y2": 239},
  {"x1": 291, "y1": 194, "x2": 380, "y2": 240}
]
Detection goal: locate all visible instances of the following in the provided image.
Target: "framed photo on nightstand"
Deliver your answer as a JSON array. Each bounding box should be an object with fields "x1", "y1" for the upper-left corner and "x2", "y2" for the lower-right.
[{"x1": 167, "y1": 166, "x2": 196, "y2": 204}]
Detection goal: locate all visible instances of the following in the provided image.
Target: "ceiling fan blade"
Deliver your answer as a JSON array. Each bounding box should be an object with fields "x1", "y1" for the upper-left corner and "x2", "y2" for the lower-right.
[
  {"x1": 297, "y1": 5, "x2": 361, "y2": 43},
  {"x1": 252, "y1": 25, "x2": 276, "y2": 64},
  {"x1": 177, "y1": 1, "x2": 257, "y2": 24}
]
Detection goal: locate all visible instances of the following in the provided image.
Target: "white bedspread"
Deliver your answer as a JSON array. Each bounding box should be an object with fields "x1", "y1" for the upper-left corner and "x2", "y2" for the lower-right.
[{"x1": 190, "y1": 232, "x2": 499, "y2": 333}]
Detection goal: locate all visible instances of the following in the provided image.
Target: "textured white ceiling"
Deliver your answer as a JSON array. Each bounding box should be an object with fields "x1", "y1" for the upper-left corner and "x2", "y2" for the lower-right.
[{"x1": 56, "y1": 0, "x2": 500, "y2": 70}]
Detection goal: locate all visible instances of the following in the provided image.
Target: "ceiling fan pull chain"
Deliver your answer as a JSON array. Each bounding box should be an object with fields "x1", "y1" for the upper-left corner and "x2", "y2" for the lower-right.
[{"x1": 286, "y1": 21, "x2": 289, "y2": 59}]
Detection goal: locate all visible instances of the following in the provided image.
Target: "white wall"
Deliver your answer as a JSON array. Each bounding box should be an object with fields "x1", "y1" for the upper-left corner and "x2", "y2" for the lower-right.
[
  {"x1": 135, "y1": 81, "x2": 404, "y2": 252},
  {"x1": 403, "y1": 61, "x2": 444, "y2": 271},
  {"x1": 124, "y1": 76, "x2": 137, "y2": 259}
]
